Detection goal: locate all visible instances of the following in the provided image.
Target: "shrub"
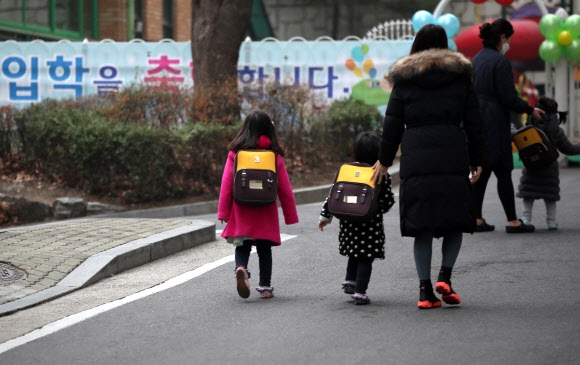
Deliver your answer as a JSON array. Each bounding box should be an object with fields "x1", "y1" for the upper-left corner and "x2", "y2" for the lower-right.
[
  {"x1": 310, "y1": 98, "x2": 382, "y2": 160},
  {"x1": 4, "y1": 82, "x2": 384, "y2": 205}
]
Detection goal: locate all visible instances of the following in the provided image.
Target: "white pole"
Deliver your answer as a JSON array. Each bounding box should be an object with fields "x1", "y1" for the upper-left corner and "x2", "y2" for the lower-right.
[{"x1": 433, "y1": 0, "x2": 451, "y2": 18}]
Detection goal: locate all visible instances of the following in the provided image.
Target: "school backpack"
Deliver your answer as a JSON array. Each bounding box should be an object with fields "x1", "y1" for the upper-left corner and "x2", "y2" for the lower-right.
[
  {"x1": 327, "y1": 162, "x2": 380, "y2": 222},
  {"x1": 233, "y1": 149, "x2": 278, "y2": 206},
  {"x1": 512, "y1": 125, "x2": 559, "y2": 169}
]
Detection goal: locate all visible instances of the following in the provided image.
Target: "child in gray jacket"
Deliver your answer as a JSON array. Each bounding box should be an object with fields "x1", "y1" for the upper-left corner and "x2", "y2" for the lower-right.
[{"x1": 516, "y1": 96, "x2": 580, "y2": 230}]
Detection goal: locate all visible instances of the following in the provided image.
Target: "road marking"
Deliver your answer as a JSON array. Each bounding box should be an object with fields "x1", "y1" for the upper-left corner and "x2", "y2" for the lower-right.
[{"x1": 0, "y1": 234, "x2": 297, "y2": 354}]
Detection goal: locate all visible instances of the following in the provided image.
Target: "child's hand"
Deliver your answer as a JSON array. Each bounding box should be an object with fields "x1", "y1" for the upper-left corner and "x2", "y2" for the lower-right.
[
  {"x1": 318, "y1": 221, "x2": 327, "y2": 231},
  {"x1": 220, "y1": 219, "x2": 228, "y2": 224}
]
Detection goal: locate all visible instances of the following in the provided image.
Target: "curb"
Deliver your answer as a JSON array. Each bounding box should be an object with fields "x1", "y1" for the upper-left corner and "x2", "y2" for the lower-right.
[{"x1": 0, "y1": 219, "x2": 215, "y2": 316}]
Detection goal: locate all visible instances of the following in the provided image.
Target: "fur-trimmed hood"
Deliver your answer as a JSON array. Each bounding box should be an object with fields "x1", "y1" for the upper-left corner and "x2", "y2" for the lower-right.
[{"x1": 388, "y1": 49, "x2": 473, "y2": 88}]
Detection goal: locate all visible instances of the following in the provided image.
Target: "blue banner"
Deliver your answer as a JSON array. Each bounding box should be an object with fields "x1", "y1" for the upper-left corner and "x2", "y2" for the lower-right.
[{"x1": 0, "y1": 39, "x2": 412, "y2": 111}]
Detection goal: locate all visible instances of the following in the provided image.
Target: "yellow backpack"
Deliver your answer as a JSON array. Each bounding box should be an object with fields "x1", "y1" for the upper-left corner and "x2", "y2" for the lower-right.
[{"x1": 233, "y1": 150, "x2": 278, "y2": 206}]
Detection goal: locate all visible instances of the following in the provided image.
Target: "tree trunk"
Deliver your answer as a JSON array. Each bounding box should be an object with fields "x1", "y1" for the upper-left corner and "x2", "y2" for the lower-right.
[{"x1": 191, "y1": 0, "x2": 253, "y2": 123}]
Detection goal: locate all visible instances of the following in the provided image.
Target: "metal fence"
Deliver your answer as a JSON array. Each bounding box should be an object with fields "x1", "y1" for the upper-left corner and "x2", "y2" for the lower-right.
[{"x1": 364, "y1": 19, "x2": 415, "y2": 41}]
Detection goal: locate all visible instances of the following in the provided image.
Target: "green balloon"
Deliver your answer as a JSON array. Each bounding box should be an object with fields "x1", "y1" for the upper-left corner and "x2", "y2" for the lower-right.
[
  {"x1": 565, "y1": 40, "x2": 580, "y2": 61},
  {"x1": 539, "y1": 40, "x2": 563, "y2": 62},
  {"x1": 539, "y1": 14, "x2": 563, "y2": 39},
  {"x1": 565, "y1": 14, "x2": 580, "y2": 37}
]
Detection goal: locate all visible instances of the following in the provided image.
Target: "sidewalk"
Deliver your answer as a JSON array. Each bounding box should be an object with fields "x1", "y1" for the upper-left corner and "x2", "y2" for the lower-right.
[{"x1": 0, "y1": 164, "x2": 403, "y2": 317}]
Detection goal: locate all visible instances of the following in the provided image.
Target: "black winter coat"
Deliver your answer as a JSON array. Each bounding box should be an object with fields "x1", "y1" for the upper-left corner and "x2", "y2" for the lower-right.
[
  {"x1": 379, "y1": 49, "x2": 484, "y2": 238},
  {"x1": 471, "y1": 46, "x2": 534, "y2": 170},
  {"x1": 517, "y1": 112, "x2": 580, "y2": 201}
]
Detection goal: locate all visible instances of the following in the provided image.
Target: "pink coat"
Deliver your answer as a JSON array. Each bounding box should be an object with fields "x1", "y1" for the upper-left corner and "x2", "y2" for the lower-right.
[{"x1": 218, "y1": 150, "x2": 299, "y2": 246}]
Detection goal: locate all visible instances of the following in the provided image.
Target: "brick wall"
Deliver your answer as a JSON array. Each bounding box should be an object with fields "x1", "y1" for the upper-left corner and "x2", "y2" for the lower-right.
[
  {"x1": 174, "y1": 1, "x2": 191, "y2": 42},
  {"x1": 143, "y1": 0, "x2": 163, "y2": 41},
  {"x1": 99, "y1": 0, "x2": 127, "y2": 41}
]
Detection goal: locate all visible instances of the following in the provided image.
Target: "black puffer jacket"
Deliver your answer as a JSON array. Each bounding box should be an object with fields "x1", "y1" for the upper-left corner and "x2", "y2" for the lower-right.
[
  {"x1": 379, "y1": 49, "x2": 484, "y2": 238},
  {"x1": 517, "y1": 112, "x2": 580, "y2": 201}
]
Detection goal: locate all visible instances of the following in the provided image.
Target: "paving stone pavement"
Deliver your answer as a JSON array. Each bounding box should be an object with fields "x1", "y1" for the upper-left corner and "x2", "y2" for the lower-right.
[{"x1": 0, "y1": 217, "x2": 216, "y2": 316}]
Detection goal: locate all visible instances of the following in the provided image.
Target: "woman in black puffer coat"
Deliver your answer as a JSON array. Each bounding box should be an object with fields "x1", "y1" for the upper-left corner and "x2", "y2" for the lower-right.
[
  {"x1": 516, "y1": 96, "x2": 580, "y2": 230},
  {"x1": 371, "y1": 25, "x2": 484, "y2": 309}
]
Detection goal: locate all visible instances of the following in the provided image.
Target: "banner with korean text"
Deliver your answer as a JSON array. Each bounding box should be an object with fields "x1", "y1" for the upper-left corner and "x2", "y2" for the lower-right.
[{"x1": 0, "y1": 39, "x2": 412, "y2": 112}]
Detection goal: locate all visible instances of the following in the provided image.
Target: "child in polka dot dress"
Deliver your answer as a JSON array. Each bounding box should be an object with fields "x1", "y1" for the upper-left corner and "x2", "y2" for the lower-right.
[{"x1": 318, "y1": 131, "x2": 395, "y2": 305}]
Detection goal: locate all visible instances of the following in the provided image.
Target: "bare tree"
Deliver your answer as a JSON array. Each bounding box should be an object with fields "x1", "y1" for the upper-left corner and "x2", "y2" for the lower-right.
[{"x1": 191, "y1": 0, "x2": 253, "y2": 122}]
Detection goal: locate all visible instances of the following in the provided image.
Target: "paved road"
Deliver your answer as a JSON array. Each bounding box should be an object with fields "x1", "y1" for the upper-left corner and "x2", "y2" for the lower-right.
[{"x1": 0, "y1": 167, "x2": 579, "y2": 364}]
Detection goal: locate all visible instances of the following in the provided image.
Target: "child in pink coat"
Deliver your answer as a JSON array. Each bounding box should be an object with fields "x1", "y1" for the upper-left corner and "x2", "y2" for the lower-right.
[{"x1": 218, "y1": 111, "x2": 299, "y2": 299}]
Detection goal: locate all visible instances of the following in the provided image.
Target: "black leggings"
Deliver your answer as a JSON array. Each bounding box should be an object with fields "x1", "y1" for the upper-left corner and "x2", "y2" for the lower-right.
[
  {"x1": 345, "y1": 257, "x2": 374, "y2": 295},
  {"x1": 234, "y1": 240, "x2": 272, "y2": 287},
  {"x1": 472, "y1": 166, "x2": 517, "y2": 222}
]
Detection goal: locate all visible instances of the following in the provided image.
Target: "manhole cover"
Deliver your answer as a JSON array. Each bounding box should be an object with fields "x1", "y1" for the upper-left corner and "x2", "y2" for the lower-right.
[{"x1": 0, "y1": 262, "x2": 27, "y2": 282}]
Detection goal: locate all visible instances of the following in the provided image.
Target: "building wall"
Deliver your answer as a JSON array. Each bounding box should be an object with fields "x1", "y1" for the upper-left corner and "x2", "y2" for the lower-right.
[
  {"x1": 261, "y1": 0, "x2": 566, "y2": 41},
  {"x1": 142, "y1": 1, "x2": 163, "y2": 41},
  {"x1": 99, "y1": 0, "x2": 127, "y2": 41},
  {"x1": 174, "y1": 1, "x2": 192, "y2": 42}
]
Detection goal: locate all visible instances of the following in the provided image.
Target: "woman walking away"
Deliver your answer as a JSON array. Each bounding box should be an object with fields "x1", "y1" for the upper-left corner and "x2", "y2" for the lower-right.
[
  {"x1": 318, "y1": 131, "x2": 395, "y2": 305},
  {"x1": 218, "y1": 111, "x2": 299, "y2": 299},
  {"x1": 471, "y1": 18, "x2": 544, "y2": 233},
  {"x1": 371, "y1": 24, "x2": 484, "y2": 309}
]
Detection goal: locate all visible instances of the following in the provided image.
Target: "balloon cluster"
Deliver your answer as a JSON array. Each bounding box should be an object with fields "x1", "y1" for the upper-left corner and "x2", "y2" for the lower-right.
[
  {"x1": 411, "y1": 11, "x2": 460, "y2": 51},
  {"x1": 470, "y1": 0, "x2": 514, "y2": 5},
  {"x1": 345, "y1": 44, "x2": 377, "y2": 78},
  {"x1": 538, "y1": 14, "x2": 580, "y2": 62}
]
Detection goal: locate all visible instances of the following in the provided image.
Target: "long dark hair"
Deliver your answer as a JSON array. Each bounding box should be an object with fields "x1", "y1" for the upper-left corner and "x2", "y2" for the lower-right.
[
  {"x1": 354, "y1": 131, "x2": 380, "y2": 165},
  {"x1": 410, "y1": 24, "x2": 448, "y2": 55},
  {"x1": 479, "y1": 18, "x2": 514, "y2": 48},
  {"x1": 228, "y1": 111, "x2": 285, "y2": 156}
]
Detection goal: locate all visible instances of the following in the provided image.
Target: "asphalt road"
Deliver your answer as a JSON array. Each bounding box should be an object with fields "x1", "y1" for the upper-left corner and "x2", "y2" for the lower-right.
[{"x1": 0, "y1": 169, "x2": 579, "y2": 364}]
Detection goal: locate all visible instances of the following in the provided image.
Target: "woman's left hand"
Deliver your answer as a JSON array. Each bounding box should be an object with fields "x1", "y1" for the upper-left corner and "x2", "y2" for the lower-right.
[
  {"x1": 371, "y1": 160, "x2": 389, "y2": 185},
  {"x1": 470, "y1": 166, "x2": 482, "y2": 184}
]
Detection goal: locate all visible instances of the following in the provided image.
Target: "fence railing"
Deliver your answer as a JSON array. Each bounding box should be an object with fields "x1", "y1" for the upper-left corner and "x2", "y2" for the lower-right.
[{"x1": 364, "y1": 19, "x2": 415, "y2": 41}]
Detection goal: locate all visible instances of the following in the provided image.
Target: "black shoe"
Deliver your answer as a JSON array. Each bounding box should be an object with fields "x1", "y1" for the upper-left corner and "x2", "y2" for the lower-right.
[
  {"x1": 475, "y1": 219, "x2": 495, "y2": 232},
  {"x1": 417, "y1": 280, "x2": 441, "y2": 309},
  {"x1": 506, "y1": 219, "x2": 535, "y2": 233}
]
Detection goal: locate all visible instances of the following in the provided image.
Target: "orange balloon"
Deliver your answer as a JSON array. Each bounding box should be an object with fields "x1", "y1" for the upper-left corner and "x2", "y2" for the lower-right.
[
  {"x1": 558, "y1": 30, "x2": 573, "y2": 46},
  {"x1": 345, "y1": 59, "x2": 356, "y2": 70}
]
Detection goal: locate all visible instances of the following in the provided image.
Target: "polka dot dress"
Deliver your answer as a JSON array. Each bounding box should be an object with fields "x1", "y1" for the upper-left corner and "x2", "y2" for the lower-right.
[
  {"x1": 320, "y1": 178, "x2": 395, "y2": 260},
  {"x1": 338, "y1": 213, "x2": 386, "y2": 259}
]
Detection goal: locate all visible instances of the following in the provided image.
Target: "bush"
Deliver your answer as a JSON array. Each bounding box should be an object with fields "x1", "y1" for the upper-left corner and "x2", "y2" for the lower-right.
[
  {"x1": 310, "y1": 98, "x2": 382, "y2": 160},
  {"x1": 3, "y1": 83, "x2": 383, "y2": 204}
]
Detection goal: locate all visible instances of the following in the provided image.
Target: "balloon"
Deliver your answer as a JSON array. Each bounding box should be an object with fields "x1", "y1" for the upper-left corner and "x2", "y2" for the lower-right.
[
  {"x1": 495, "y1": 0, "x2": 514, "y2": 6},
  {"x1": 437, "y1": 13, "x2": 460, "y2": 37},
  {"x1": 353, "y1": 68, "x2": 363, "y2": 77},
  {"x1": 352, "y1": 47, "x2": 364, "y2": 62},
  {"x1": 345, "y1": 59, "x2": 356, "y2": 71},
  {"x1": 539, "y1": 40, "x2": 563, "y2": 62},
  {"x1": 470, "y1": 0, "x2": 487, "y2": 4},
  {"x1": 361, "y1": 44, "x2": 369, "y2": 55},
  {"x1": 558, "y1": 30, "x2": 573, "y2": 46},
  {"x1": 565, "y1": 14, "x2": 580, "y2": 37},
  {"x1": 369, "y1": 68, "x2": 377, "y2": 79},
  {"x1": 539, "y1": 14, "x2": 563, "y2": 40},
  {"x1": 448, "y1": 38, "x2": 457, "y2": 51},
  {"x1": 363, "y1": 59, "x2": 374, "y2": 75},
  {"x1": 412, "y1": 10, "x2": 435, "y2": 33},
  {"x1": 564, "y1": 40, "x2": 580, "y2": 61}
]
